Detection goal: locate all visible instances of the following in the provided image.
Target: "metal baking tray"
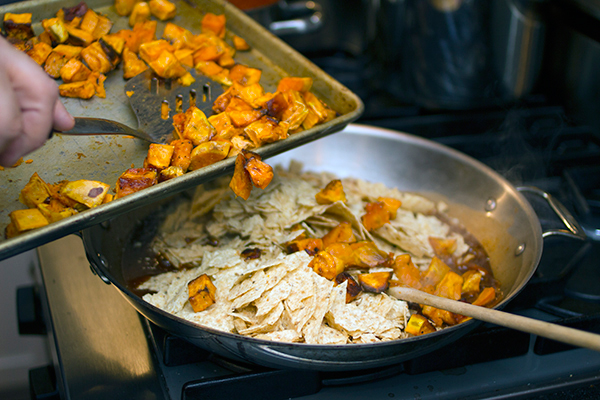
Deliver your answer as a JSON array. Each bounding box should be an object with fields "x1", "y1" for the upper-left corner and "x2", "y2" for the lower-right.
[{"x1": 0, "y1": 0, "x2": 364, "y2": 261}]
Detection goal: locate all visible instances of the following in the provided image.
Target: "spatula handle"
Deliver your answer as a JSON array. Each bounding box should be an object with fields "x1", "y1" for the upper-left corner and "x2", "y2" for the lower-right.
[{"x1": 389, "y1": 286, "x2": 600, "y2": 352}]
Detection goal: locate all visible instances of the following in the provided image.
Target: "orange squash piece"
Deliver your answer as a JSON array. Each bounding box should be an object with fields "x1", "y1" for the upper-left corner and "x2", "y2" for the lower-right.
[
  {"x1": 315, "y1": 179, "x2": 346, "y2": 204},
  {"x1": 405, "y1": 314, "x2": 436, "y2": 336},
  {"x1": 115, "y1": 168, "x2": 158, "y2": 198},
  {"x1": 309, "y1": 251, "x2": 344, "y2": 280},
  {"x1": 322, "y1": 221, "x2": 356, "y2": 248},
  {"x1": 169, "y1": 139, "x2": 193, "y2": 171},
  {"x1": 188, "y1": 274, "x2": 217, "y2": 312},
  {"x1": 201, "y1": 13, "x2": 226, "y2": 38},
  {"x1": 357, "y1": 271, "x2": 392, "y2": 293},
  {"x1": 277, "y1": 77, "x2": 313, "y2": 93},
  {"x1": 188, "y1": 140, "x2": 231, "y2": 171},
  {"x1": 229, "y1": 152, "x2": 252, "y2": 200},
  {"x1": 148, "y1": 0, "x2": 177, "y2": 21},
  {"x1": 361, "y1": 201, "x2": 390, "y2": 231},
  {"x1": 146, "y1": 143, "x2": 175, "y2": 170},
  {"x1": 391, "y1": 254, "x2": 422, "y2": 290},
  {"x1": 334, "y1": 272, "x2": 362, "y2": 303}
]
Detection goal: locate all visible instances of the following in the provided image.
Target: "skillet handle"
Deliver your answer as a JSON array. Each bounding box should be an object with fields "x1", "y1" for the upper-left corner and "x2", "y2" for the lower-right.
[{"x1": 517, "y1": 186, "x2": 586, "y2": 241}]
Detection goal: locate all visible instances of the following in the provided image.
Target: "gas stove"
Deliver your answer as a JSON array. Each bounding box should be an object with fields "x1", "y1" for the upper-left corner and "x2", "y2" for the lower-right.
[{"x1": 21, "y1": 108, "x2": 600, "y2": 398}]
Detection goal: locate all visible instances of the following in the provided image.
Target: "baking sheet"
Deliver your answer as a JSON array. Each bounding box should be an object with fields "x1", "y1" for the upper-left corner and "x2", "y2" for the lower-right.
[{"x1": 0, "y1": 0, "x2": 364, "y2": 261}]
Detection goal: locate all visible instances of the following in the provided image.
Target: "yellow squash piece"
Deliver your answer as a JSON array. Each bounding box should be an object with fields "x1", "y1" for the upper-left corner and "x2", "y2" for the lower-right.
[
  {"x1": 9, "y1": 209, "x2": 49, "y2": 232},
  {"x1": 60, "y1": 180, "x2": 110, "y2": 208}
]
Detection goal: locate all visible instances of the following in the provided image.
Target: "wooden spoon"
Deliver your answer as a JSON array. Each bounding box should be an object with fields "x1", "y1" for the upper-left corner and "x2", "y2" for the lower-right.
[{"x1": 388, "y1": 286, "x2": 600, "y2": 352}]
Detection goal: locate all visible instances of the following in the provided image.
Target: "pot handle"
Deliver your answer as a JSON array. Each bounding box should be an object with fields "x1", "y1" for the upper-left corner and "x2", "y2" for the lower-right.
[
  {"x1": 517, "y1": 186, "x2": 586, "y2": 241},
  {"x1": 269, "y1": 1, "x2": 323, "y2": 36}
]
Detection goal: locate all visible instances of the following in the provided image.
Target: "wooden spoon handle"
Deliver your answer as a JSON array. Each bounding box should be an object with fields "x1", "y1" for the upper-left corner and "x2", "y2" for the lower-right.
[{"x1": 388, "y1": 286, "x2": 600, "y2": 352}]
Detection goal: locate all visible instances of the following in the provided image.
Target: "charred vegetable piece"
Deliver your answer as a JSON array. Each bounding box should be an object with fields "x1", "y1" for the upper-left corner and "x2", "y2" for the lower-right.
[
  {"x1": 60, "y1": 180, "x2": 110, "y2": 208},
  {"x1": 187, "y1": 274, "x2": 217, "y2": 312},
  {"x1": 158, "y1": 165, "x2": 184, "y2": 182},
  {"x1": 244, "y1": 155, "x2": 273, "y2": 189},
  {"x1": 309, "y1": 251, "x2": 344, "y2": 280},
  {"x1": 405, "y1": 314, "x2": 436, "y2": 336},
  {"x1": 287, "y1": 238, "x2": 323, "y2": 256},
  {"x1": 334, "y1": 272, "x2": 362, "y2": 303},
  {"x1": 116, "y1": 168, "x2": 158, "y2": 198},
  {"x1": 4, "y1": 13, "x2": 35, "y2": 40},
  {"x1": 315, "y1": 179, "x2": 346, "y2": 204},
  {"x1": 357, "y1": 271, "x2": 392, "y2": 293}
]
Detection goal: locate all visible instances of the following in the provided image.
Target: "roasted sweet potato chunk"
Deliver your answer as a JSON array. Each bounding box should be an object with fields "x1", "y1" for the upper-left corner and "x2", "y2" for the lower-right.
[
  {"x1": 149, "y1": 0, "x2": 177, "y2": 20},
  {"x1": 322, "y1": 222, "x2": 356, "y2": 248},
  {"x1": 229, "y1": 64, "x2": 261, "y2": 86},
  {"x1": 357, "y1": 271, "x2": 392, "y2": 293},
  {"x1": 188, "y1": 274, "x2": 217, "y2": 312},
  {"x1": 351, "y1": 241, "x2": 392, "y2": 269},
  {"x1": 472, "y1": 287, "x2": 496, "y2": 307},
  {"x1": 129, "y1": 1, "x2": 151, "y2": 26},
  {"x1": 169, "y1": 139, "x2": 193, "y2": 171},
  {"x1": 9, "y1": 209, "x2": 49, "y2": 232},
  {"x1": 59, "y1": 79, "x2": 96, "y2": 99},
  {"x1": 4, "y1": 13, "x2": 35, "y2": 40},
  {"x1": 361, "y1": 201, "x2": 390, "y2": 231},
  {"x1": 146, "y1": 143, "x2": 175, "y2": 170},
  {"x1": 177, "y1": 106, "x2": 215, "y2": 145},
  {"x1": 421, "y1": 257, "x2": 451, "y2": 288},
  {"x1": 229, "y1": 152, "x2": 252, "y2": 200},
  {"x1": 27, "y1": 42, "x2": 53, "y2": 65},
  {"x1": 287, "y1": 238, "x2": 323, "y2": 256},
  {"x1": 188, "y1": 140, "x2": 231, "y2": 170},
  {"x1": 277, "y1": 77, "x2": 312, "y2": 93},
  {"x1": 19, "y1": 173, "x2": 51, "y2": 208},
  {"x1": 309, "y1": 251, "x2": 344, "y2": 280},
  {"x1": 232, "y1": 34, "x2": 249, "y2": 50},
  {"x1": 201, "y1": 13, "x2": 226, "y2": 38},
  {"x1": 116, "y1": 168, "x2": 158, "y2": 198},
  {"x1": 325, "y1": 242, "x2": 354, "y2": 266},
  {"x1": 60, "y1": 58, "x2": 92, "y2": 83},
  {"x1": 391, "y1": 254, "x2": 422, "y2": 290},
  {"x1": 244, "y1": 154, "x2": 273, "y2": 189},
  {"x1": 405, "y1": 314, "x2": 436, "y2": 336},
  {"x1": 315, "y1": 179, "x2": 346, "y2": 204},
  {"x1": 122, "y1": 47, "x2": 148, "y2": 79}
]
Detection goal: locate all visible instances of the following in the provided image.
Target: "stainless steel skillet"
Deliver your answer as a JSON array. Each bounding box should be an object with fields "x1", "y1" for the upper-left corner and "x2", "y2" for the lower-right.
[{"x1": 82, "y1": 124, "x2": 585, "y2": 371}]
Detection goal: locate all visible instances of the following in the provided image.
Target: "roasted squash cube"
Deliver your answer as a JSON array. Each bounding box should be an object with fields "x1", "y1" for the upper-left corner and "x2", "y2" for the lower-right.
[
  {"x1": 434, "y1": 271, "x2": 463, "y2": 301},
  {"x1": 208, "y1": 113, "x2": 237, "y2": 141},
  {"x1": 229, "y1": 64, "x2": 261, "y2": 86},
  {"x1": 158, "y1": 165, "x2": 184, "y2": 182},
  {"x1": 325, "y1": 242, "x2": 354, "y2": 266},
  {"x1": 188, "y1": 274, "x2": 217, "y2": 312},
  {"x1": 9, "y1": 208, "x2": 49, "y2": 232},
  {"x1": 243, "y1": 117, "x2": 287, "y2": 147},
  {"x1": 146, "y1": 143, "x2": 175, "y2": 170},
  {"x1": 122, "y1": 47, "x2": 148, "y2": 79},
  {"x1": 322, "y1": 221, "x2": 356, "y2": 248},
  {"x1": 201, "y1": 13, "x2": 226, "y2": 38},
  {"x1": 42, "y1": 17, "x2": 69, "y2": 43},
  {"x1": 149, "y1": 0, "x2": 177, "y2": 20},
  {"x1": 309, "y1": 251, "x2": 344, "y2": 280},
  {"x1": 188, "y1": 140, "x2": 231, "y2": 171},
  {"x1": 391, "y1": 254, "x2": 422, "y2": 290},
  {"x1": 281, "y1": 90, "x2": 309, "y2": 131},
  {"x1": 277, "y1": 77, "x2": 313, "y2": 93},
  {"x1": 245, "y1": 154, "x2": 273, "y2": 189},
  {"x1": 129, "y1": 1, "x2": 151, "y2": 26},
  {"x1": 138, "y1": 39, "x2": 173, "y2": 63},
  {"x1": 357, "y1": 271, "x2": 392, "y2": 293},
  {"x1": 472, "y1": 287, "x2": 496, "y2": 307},
  {"x1": 232, "y1": 34, "x2": 249, "y2": 50},
  {"x1": 286, "y1": 238, "x2": 323, "y2": 256},
  {"x1": 3, "y1": 13, "x2": 34, "y2": 40},
  {"x1": 37, "y1": 199, "x2": 77, "y2": 222},
  {"x1": 361, "y1": 201, "x2": 390, "y2": 231},
  {"x1": 405, "y1": 314, "x2": 436, "y2": 336},
  {"x1": 19, "y1": 173, "x2": 51, "y2": 208},
  {"x1": 27, "y1": 42, "x2": 53, "y2": 65},
  {"x1": 229, "y1": 152, "x2": 252, "y2": 200},
  {"x1": 148, "y1": 50, "x2": 186, "y2": 79},
  {"x1": 462, "y1": 270, "x2": 482, "y2": 294},
  {"x1": 116, "y1": 168, "x2": 158, "y2": 198},
  {"x1": 429, "y1": 237, "x2": 457, "y2": 258},
  {"x1": 59, "y1": 79, "x2": 96, "y2": 99},
  {"x1": 115, "y1": 0, "x2": 137, "y2": 16},
  {"x1": 60, "y1": 180, "x2": 110, "y2": 208},
  {"x1": 315, "y1": 179, "x2": 346, "y2": 204},
  {"x1": 351, "y1": 241, "x2": 391, "y2": 269},
  {"x1": 179, "y1": 106, "x2": 215, "y2": 145},
  {"x1": 421, "y1": 257, "x2": 451, "y2": 288},
  {"x1": 81, "y1": 41, "x2": 114, "y2": 74},
  {"x1": 60, "y1": 58, "x2": 92, "y2": 83},
  {"x1": 169, "y1": 139, "x2": 193, "y2": 170}
]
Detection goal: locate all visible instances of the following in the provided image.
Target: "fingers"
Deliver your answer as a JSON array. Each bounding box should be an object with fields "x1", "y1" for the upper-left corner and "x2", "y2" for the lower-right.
[
  {"x1": 0, "y1": 37, "x2": 73, "y2": 167},
  {"x1": 53, "y1": 98, "x2": 75, "y2": 132}
]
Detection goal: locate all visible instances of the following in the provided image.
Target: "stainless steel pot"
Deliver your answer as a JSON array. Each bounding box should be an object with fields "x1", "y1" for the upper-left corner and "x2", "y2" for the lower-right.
[{"x1": 82, "y1": 124, "x2": 584, "y2": 371}]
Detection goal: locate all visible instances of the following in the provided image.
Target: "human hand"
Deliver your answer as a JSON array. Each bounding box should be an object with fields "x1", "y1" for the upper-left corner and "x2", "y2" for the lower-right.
[{"x1": 0, "y1": 36, "x2": 75, "y2": 167}]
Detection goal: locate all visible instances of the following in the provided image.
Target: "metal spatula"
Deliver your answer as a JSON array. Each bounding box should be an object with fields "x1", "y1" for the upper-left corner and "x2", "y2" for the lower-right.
[{"x1": 60, "y1": 69, "x2": 224, "y2": 144}]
